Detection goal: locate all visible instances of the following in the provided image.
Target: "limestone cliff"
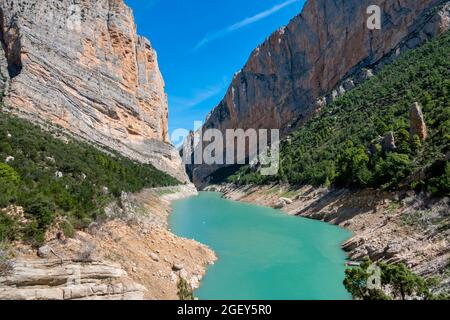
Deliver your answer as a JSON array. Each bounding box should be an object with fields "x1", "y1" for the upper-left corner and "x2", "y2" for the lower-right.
[
  {"x1": 0, "y1": 0, "x2": 187, "y2": 182},
  {"x1": 185, "y1": 0, "x2": 450, "y2": 186}
]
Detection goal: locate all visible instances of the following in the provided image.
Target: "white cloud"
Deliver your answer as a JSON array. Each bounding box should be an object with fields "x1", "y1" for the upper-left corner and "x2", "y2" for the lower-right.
[
  {"x1": 193, "y1": 0, "x2": 299, "y2": 51},
  {"x1": 170, "y1": 80, "x2": 227, "y2": 108}
]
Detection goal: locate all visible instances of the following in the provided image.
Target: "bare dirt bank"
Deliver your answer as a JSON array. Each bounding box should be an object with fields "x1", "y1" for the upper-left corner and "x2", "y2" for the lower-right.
[
  {"x1": 207, "y1": 184, "x2": 449, "y2": 289},
  {"x1": 0, "y1": 185, "x2": 216, "y2": 300}
]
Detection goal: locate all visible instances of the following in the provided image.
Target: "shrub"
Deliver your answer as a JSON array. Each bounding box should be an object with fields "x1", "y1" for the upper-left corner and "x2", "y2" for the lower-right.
[
  {"x1": 0, "y1": 163, "x2": 20, "y2": 207},
  {"x1": 427, "y1": 161, "x2": 450, "y2": 196},
  {"x1": 0, "y1": 212, "x2": 19, "y2": 242},
  {"x1": 374, "y1": 153, "x2": 413, "y2": 188},
  {"x1": 0, "y1": 163, "x2": 20, "y2": 185},
  {"x1": 76, "y1": 243, "x2": 96, "y2": 263},
  {"x1": 21, "y1": 193, "x2": 57, "y2": 229},
  {"x1": 0, "y1": 108, "x2": 180, "y2": 245},
  {"x1": 177, "y1": 277, "x2": 194, "y2": 300}
]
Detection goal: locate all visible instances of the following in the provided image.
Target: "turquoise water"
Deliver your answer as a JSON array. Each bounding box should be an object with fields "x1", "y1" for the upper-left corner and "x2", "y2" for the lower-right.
[{"x1": 169, "y1": 192, "x2": 352, "y2": 300}]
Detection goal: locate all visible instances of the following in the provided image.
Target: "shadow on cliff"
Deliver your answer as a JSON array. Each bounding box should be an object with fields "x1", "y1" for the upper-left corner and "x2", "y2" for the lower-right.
[
  {"x1": 0, "y1": 7, "x2": 22, "y2": 79},
  {"x1": 294, "y1": 188, "x2": 389, "y2": 225}
]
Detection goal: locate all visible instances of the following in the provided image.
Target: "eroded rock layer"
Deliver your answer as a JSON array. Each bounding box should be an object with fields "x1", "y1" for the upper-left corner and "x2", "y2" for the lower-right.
[
  {"x1": 0, "y1": 0, "x2": 187, "y2": 182},
  {"x1": 186, "y1": 0, "x2": 450, "y2": 186},
  {"x1": 0, "y1": 186, "x2": 216, "y2": 300}
]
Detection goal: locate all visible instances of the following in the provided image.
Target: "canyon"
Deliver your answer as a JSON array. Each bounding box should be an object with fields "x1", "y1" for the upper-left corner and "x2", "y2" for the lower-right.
[
  {"x1": 0, "y1": 0, "x2": 449, "y2": 300},
  {"x1": 184, "y1": 0, "x2": 450, "y2": 186},
  {"x1": 0, "y1": 0, "x2": 187, "y2": 182}
]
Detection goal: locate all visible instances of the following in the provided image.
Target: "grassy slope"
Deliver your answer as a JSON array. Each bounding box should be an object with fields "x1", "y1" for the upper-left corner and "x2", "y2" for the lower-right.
[
  {"x1": 0, "y1": 102, "x2": 179, "y2": 245},
  {"x1": 229, "y1": 31, "x2": 450, "y2": 196}
]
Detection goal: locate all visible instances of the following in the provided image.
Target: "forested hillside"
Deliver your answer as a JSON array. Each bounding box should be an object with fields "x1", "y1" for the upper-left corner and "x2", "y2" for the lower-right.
[
  {"x1": 229, "y1": 31, "x2": 450, "y2": 197},
  {"x1": 0, "y1": 107, "x2": 179, "y2": 245}
]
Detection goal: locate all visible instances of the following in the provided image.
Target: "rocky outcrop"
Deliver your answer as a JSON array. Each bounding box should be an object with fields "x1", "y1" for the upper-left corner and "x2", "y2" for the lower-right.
[
  {"x1": 185, "y1": 0, "x2": 450, "y2": 185},
  {"x1": 0, "y1": 259, "x2": 146, "y2": 300},
  {"x1": 410, "y1": 102, "x2": 428, "y2": 141},
  {"x1": 0, "y1": 187, "x2": 216, "y2": 300},
  {"x1": 0, "y1": 0, "x2": 187, "y2": 182},
  {"x1": 381, "y1": 131, "x2": 397, "y2": 152}
]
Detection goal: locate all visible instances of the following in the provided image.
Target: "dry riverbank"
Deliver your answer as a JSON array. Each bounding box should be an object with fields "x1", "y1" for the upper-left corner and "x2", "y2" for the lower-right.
[
  {"x1": 206, "y1": 184, "x2": 450, "y2": 289},
  {"x1": 0, "y1": 185, "x2": 216, "y2": 300}
]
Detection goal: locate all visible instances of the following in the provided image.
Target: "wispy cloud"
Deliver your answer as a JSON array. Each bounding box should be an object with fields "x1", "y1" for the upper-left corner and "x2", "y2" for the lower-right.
[
  {"x1": 170, "y1": 80, "x2": 228, "y2": 109},
  {"x1": 193, "y1": 0, "x2": 299, "y2": 51}
]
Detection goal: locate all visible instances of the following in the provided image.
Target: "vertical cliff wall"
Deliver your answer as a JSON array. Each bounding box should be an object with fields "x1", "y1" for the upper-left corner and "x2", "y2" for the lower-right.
[
  {"x1": 185, "y1": 0, "x2": 450, "y2": 186},
  {"x1": 0, "y1": 0, "x2": 187, "y2": 182}
]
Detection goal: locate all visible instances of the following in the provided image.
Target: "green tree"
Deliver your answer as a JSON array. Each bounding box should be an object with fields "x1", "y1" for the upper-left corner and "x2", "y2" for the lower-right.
[
  {"x1": 337, "y1": 141, "x2": 372, "y2": 186},
  {"x1": 375, "y1": 153, "x2": 412, "y2": 188},
  {"x1": 0, "y1": 163, "x2": 21, "y2": 207},
  {"x1": 343, "y1": 259, "x2": 390, "y2": 300},
  {"x1": 0, "y1": 163, "x2": 21, "y2": 185},
  {"x1": 427, "y1": 161, "x2": 450, "y2": 196},
  {"x1": 344, "y1": 259, "x2": 446, "y2": 300}
]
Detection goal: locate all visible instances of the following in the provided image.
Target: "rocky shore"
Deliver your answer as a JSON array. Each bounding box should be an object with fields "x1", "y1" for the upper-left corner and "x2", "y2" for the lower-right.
[
  {"x1": 0, "y1": 185, "x2": 216, "y2": 300},
  {"x1": 207, "y1": 184, "x2": 449, "y2": 289}
]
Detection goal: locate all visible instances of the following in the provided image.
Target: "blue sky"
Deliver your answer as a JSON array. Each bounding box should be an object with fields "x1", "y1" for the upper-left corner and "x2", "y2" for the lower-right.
[{"x1": 125, "y1": 0, "x2": 305, "y2": 143}]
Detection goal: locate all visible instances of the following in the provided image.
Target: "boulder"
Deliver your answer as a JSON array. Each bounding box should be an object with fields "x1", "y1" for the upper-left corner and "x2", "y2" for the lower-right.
[
  {"x1": 172, "y1": 263, "x2": 184, "y2": 272},
  {"x1": 384, "y1": 241, "x2": 403, "y2": 258},
  {"x1": 273, "y1": 201, "x2": 286, "y2": 209},
  {"x1": 0, "y1": 259, "x2": 146, "y2": 300},
  {"x1": 149, "y1": 252, "x2": 159, "y2": 262},
  {"x1": 280, "y1": 197, "x2": 293, "y2": 205},
  {"x1": 37, "y1": 245, "x2": 52, "y2": 259},
  {"x1": 381, "y1": 132, "x2": 397, "y2": 152}
]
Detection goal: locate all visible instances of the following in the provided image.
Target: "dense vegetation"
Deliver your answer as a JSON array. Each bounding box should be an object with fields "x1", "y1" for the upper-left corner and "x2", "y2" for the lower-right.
[
  {"x1": 0, "y1": 110, "x2": 179, "y2": 245},
  {"x1": 344, "y1": 259, "x2": 449, "y2": 300},
  {"x1": 229, "y1": 31, "x2": 450, "y2": 196}
]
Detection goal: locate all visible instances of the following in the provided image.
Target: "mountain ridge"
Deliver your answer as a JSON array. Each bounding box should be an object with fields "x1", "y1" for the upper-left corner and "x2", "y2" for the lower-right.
[
  {"x1": 0, "y1": 0, "x2": 187, "y2": 182},
  {"x1": 184, "y1": 0, "x2": 450, "y2": 187}
]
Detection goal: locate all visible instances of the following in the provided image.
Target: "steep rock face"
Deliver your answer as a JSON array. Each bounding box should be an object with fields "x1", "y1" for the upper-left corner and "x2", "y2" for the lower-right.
[
  {"x1": 0, "y1": 0, "x2": 187, "y2": 182},
  {"x1": 410, "y1": 102, "x2": 428, "y2": 141},
  {"x1": 0, "y1": 260, "x2": 146, "y2": 300},
  {"x1": 186, "y1": 0, "x2": 450, "y2": 186}
]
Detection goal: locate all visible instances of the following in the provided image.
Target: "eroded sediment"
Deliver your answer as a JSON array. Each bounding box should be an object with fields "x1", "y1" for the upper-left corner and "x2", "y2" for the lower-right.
[{"x1": 0, "y1": 185, "x2": 216, "y2": 300}]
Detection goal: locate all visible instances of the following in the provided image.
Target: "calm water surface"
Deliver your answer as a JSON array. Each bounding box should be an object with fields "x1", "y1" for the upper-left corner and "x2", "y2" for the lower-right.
[{"x1": 169, "y1": 192, "x2": 352, "y2": 300}]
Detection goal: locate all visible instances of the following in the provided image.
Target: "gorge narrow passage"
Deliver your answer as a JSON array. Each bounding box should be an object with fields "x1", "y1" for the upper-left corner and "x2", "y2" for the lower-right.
[{"x1": 170, "y1": 192, "x2": 352, "y2": 300}]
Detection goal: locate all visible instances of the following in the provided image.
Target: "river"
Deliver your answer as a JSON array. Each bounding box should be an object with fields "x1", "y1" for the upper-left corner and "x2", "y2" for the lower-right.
[{"x1": 169, "y1": 192, "x2": 352, "y2": 300}]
